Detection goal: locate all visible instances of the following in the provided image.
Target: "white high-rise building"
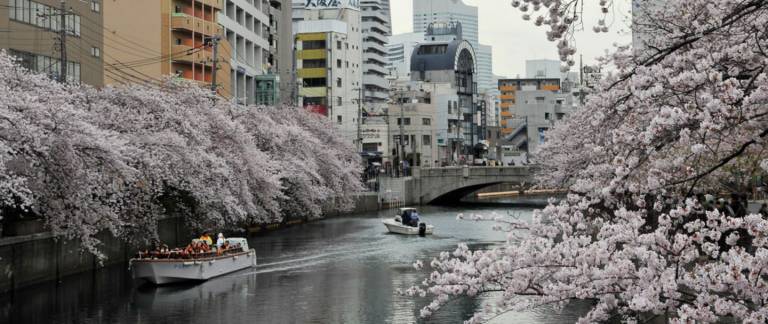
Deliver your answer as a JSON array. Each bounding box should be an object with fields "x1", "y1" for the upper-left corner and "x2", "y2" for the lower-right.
[
  {"x1": 292, "y1": 0, "x2": 364, "y2": 147},
  {"x1": 361, "y1": 0, "x2": 391, "y2": 112},
  {"x1": 387, "y1": 32, "x2": 424, "y2": 79},
  {"x1": 219, "y1": 0, "x2": 272, "y2": 105},
  {"x1": 413, "y1": 0, "x2": 494, "y2": 94}
]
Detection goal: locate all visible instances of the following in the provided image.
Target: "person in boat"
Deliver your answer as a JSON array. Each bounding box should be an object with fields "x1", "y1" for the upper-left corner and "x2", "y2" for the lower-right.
[
  {"x1": 200, "y1": 232, "x2": 213, "y2": 247},
  {"x1": 410, "y1": 211, "x2": 420, "y2": 227},
  {"x1": 216, "y1": 233, "x2": 226, "y2": 250},
  {"x1": 401, "y1": 210, "x2": 412, "y2": 225}
]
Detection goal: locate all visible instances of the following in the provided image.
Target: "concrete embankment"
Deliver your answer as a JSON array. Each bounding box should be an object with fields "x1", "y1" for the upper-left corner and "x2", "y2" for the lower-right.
[{"x1": 0, "y1": 192, "x2": 382, "y2": 294}]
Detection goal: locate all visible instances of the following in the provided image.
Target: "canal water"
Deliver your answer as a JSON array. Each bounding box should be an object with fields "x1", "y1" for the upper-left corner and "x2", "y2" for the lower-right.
[{"x1": 0, "y1": 205, "x2": 588, "y2": 324}]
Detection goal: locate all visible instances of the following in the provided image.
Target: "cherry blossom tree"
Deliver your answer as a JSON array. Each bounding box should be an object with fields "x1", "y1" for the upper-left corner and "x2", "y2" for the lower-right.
[
  {"x1": 0, "y1": 51, "x2": 362, "y2": 257},
  {"x1": 409, "y1": 1, "x2": 768, "y2": 322}
]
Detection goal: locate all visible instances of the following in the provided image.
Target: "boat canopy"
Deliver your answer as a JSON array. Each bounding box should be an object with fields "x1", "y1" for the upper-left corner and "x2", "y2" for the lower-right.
[{"x1": 399, "y1": 207, "x2": 418, "y2": 213}]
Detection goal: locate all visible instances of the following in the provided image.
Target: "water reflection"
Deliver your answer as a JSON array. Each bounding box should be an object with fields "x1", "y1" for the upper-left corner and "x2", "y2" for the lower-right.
[{"x1": 1, "y1": 205, "x2": 588, "y2": 324}]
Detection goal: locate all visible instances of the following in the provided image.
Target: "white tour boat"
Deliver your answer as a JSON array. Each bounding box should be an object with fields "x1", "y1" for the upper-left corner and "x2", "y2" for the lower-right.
[
  {"x1": 382, "y1": 207, "x2": 434, "y2": 236},
  {"x1": 131, "y1": 238, "x2": 257, "y2": 285}
]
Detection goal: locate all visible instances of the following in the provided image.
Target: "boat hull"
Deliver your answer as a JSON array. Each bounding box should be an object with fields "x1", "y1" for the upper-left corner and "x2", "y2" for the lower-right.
[
  {"x1": 382, "y1": 219, "x2": 434, "y2": 235},
  {"x1": 131, "y1": 249, "x2": 256, "y2": 284}
]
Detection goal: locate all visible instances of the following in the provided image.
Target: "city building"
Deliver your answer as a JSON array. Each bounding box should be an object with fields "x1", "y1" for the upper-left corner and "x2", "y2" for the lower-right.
[
  {"x1": 268, "y1": 0, "x2": 294, "y2": 105},
  {"x1": 102, "y1": 0, "x2": 232, "y2": 98},
  {"x1": 218, "y1": 0, "x2": 271, "y2": 105},
  {"x1": 2, "y1": 0, "x2": 104, "y2": 86},
  {"x1": 497, "y1": 78, "x2": 574, "y2": 163},
  {"x1": 386, "y1": 32, "x2": 422, "y2": 79},
  {"x1": 387, "y1": 84, "x2": 440, "y2": 168},
  {"x1": 292, "y1": 0, "x2": 363, "y2": 147},
  {"x1": 360, "y1": 0, "x2": 390, "y2": 112},
  {"x1": 525, "y1": 59, "x2": 578, "y2": 89},
  {"x1": 409, "y1": 36, "x2": 478, "y2": 163},
  {"x1": 412, "y1": 0, "x2": 493, "y2": 94}
]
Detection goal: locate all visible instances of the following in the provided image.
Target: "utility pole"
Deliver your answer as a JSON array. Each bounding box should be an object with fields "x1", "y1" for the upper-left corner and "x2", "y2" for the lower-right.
[
  {"x1": 470, "y1": 101, "x2": 475, "y2": 158},
  {"x1": 58, "y1": 0, "x2": 66, "y2": 83},
  {"x1": 208, "y1": 35, "x2": 221, "y2": 93},
  {"x1": 399, "y1": 90, "x2": 405, "y2": 166},
  {"x1": 455, "y1": 101, "x2": 460, "y2": 164},
  {"x1": 356, "y1": 87, "x2": 363, "y2": 153}
]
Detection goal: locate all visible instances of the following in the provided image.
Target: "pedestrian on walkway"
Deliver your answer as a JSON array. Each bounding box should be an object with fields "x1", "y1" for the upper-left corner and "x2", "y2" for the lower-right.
[{"x1": 760, "y1": 203, "x2": 768, "y2": 219}]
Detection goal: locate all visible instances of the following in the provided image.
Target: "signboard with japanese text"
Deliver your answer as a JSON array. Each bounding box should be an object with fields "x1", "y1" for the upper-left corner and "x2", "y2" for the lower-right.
[{"x1": 304, "y1": 0, "x2": 360, "y2": 10}]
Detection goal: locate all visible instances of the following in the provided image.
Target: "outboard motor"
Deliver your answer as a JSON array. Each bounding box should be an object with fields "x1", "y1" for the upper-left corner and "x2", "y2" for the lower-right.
[{"x1": 418, "y1": 223, "x2": 427, "y2": 237}]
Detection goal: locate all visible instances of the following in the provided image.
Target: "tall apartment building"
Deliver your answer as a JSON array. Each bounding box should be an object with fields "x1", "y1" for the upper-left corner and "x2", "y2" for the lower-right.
[
  {"x1": 218, "y1": 0, "x2": 271, "y2": 105},
  {"x1": 498, "y1": 78, "x2": 573, "y2": 162},
  {"x1": 103, "y1": 0, "x2": 231, "y2": 98},
  {"x1": 2, "y1": 0, "x2": 103, "y2": 86},
  {"x1": 412, "y1": 0, "x2": 494, "y2": 94},
  {"x1": 268, "y1": 0, "x2": 293, "y2": 105},
  {"x1": 293, "y1": 0, "x2": 363, "y2": 147},
  {"x1": 360, "y1": 0, "x2": 390, "y2": 112},
  {"x1": 386, "y1": 32, "x2": 421, "y2": 79}
]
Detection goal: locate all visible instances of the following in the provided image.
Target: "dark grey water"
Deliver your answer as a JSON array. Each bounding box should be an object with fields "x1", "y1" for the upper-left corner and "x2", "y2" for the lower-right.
[{"x1": 0, "y1": 206, "x2": 587, "y2": 324}]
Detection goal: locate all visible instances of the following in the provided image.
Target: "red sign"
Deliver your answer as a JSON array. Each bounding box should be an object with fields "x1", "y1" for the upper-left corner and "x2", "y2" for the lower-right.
[{"x1": 305, "y1": 104, "x2": 328, "y2": 116}]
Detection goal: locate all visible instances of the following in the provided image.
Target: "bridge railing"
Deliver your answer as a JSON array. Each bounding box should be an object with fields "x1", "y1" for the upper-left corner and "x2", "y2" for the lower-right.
[{"x1": 416, "y1": 165, "x2": 537, "y2": 178}]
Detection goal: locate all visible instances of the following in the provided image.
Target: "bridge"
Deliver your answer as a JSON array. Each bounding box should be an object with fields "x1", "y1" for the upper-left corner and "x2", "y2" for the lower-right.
[{"x1": 379, "y1": 166, "x2": 536, "y2": 205}]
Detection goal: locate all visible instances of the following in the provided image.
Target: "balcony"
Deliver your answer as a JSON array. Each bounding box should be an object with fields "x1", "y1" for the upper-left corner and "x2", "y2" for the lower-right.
[
  {"x1": 171, "y1": 13, "x2": 223, "y2": 37},
  {"x1": 299, "y1": 86, "x2": 327, "y2": 98},
  {"x1": 298, "y1": 68, "x2": 327, "y2": 78},
  {"x1": 172, "y1": 44, "x2": 214, "y2": 65},
  {"x1": 195, "y1": 0, "x2": 223, "y2": 10},
  {"x1": 365, "y1": 32, "x2": 387, "y2": 45},
  {"x1": 500, "y1": 102, "x2": 512, "y2": 108},
  {"x1": 499, "y1": 94, "x2": 514, "y2": 100},
  {"x1": 364, "y1": 89, "x2": 389, "y2": 101},
  {"x1": 362, "y1": 76, "x2": 389, "y2": 90},
  {"x1": 500, "y1": 110, "x2": 513, "y2": 117},
  {"x1": 297, "y1": 49, "x2": 327, "y2": 60},
  {"x1": 499, "y1": 85, "x2": 515, "y2": 91},
  {"x1": 363, "y1": 42, "x2": 387, "y2": 56},
  {"x1": 363, "y1": 63, "x2": 388, "y2": 76}
]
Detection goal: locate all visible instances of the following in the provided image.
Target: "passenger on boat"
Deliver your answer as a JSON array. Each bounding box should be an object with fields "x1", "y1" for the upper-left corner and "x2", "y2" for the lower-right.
[
  {"x1": 200, "y1": 232, "x2": 213, "y2": 247},
  {"x1": 216, "y1": 233, "x2": 226, "y2": 250},
  {"x1": 410, "y1": 212, "x2": 420, "y2": 227},
  {"x1": 401, "y1": 210, "x2": 411, "y2": 225}
]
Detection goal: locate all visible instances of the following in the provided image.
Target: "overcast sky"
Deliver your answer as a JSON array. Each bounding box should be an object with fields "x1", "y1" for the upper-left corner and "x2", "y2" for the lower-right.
[{"x1": 389, "y1": 0, "x2": 633, "y2": 78}]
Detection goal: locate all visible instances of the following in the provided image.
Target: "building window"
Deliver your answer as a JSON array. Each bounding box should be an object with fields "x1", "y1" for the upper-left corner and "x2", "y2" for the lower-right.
[
  {"x1": 423, "y1": 135, "x2": 431, "y2": 146},
  {"x1": 345, "y1": 42, "x2": 349, "y2": 49},
  {"x1": 422, "y1": 118, "x2": 430, "y2": 125},
  {"x1": 336, "y1": 40, "x2": 341, "y2": 49},
  {"x1": 304, "y1": 40, "x2": 326, "y2": 50},
  {"x1": 545, "y1": 112, "x2": 550, "y2": 120},
  {"x1": 91, "y1": 0, "x2": 100, "y2": 12},
  {"x1": 336, "y1": 59, "x2": 341, "y2": 68},
  {"x1": 337, "y1": 115, "x2": 342, "y2": 124},
  {"x1": 10, "y1": 0, "x2": 81, "y2": 36},
  {"x1": 345, "y1": 61, "x2": 349, "y2": 68},
  {"x1": 397, "y1": 118, "x2": 411, "y2": 125},
  {"x1": 337, "y1": 96, "x2": 342, "y2": 106},
  {"x1": 302, "y1": 59, "x2": 325, "y2": 68},
  {"x1": 337, "y1": 78, "x2": 342, "y2": 87},
  {"x1": 90, "y1": 47, "x2": 100, "y2": 58}
]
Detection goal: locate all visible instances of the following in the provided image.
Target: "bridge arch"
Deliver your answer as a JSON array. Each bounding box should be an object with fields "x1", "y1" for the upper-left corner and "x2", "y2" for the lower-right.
[{"x1": 412, "y1": 167, "x2": 533, "y2": 205}]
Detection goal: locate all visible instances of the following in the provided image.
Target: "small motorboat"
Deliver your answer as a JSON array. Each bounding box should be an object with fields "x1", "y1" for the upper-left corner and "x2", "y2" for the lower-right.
[
  {"x1": 131, "y1": 238, "x2": 257, "y2": 285},
  {"x1": 382, "y1": 207, "x2": 434, "y2": 236}
]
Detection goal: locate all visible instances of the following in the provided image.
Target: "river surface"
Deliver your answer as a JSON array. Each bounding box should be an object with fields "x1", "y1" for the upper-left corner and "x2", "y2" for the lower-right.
[{"x1": 0, "y1": 205, "x2": 589, "y2": 324}]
